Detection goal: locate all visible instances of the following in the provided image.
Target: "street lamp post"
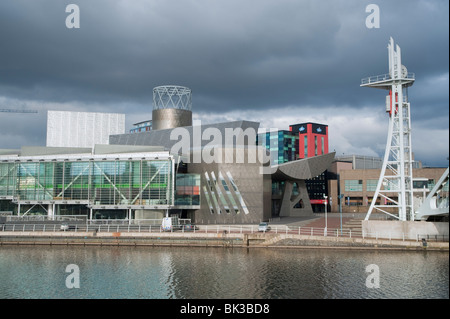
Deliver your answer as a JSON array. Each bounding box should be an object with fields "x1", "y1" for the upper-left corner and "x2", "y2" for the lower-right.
[
  {"x1": 339, "y1": 193, "x2": 344, "y2": 235},
  {"x1": 323, "y1": 194, "x2": 328, "y2": 236}
]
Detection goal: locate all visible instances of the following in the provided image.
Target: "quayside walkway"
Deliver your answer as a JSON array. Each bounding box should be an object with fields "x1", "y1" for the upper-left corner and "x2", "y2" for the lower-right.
[
  {"x1": 1, "y1": 218, "x2": 445, "y2": 241},
  {"x1": 1, "y1": 215, "x2": 448, "y2": 250}
]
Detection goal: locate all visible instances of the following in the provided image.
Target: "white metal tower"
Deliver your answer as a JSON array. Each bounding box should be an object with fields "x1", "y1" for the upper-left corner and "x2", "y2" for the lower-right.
[{"x1": 361, "y1": 37, "x2": 415, "y2": 221}]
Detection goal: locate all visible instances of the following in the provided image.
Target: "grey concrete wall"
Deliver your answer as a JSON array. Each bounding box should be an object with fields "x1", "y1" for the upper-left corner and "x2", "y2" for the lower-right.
[
  {"x1": 1, "y1": 231, "x2": 448, "y2": 250},
  {"x1": 279, "y1": 180, "x2": 314, "y2": 217},
  {"x1": 362, "y1": 220, "x2": 449, "y2": 239},
  {"x1": 134, "y1": 209, "x2": 165, "y2": 221}
]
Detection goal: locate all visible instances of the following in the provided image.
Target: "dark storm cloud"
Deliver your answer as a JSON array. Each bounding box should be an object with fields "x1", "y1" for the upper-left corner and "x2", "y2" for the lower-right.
[
  {"x1": 1, "y1": 0, "x2": 447, "y2": 107},
  {"x1": 0, "y1": 0, "x2": 448, "y2": 165}
]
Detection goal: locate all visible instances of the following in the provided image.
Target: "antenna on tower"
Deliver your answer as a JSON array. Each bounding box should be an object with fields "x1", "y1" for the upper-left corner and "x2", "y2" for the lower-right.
[{"x1": 361, "y1": 37, "x2": 416, "y2": 221}]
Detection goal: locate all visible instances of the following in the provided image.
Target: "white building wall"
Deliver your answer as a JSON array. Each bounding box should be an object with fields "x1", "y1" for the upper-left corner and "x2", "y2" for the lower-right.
[{"x1": 46, "y1": 111, "x2": 125, "y2": 148}]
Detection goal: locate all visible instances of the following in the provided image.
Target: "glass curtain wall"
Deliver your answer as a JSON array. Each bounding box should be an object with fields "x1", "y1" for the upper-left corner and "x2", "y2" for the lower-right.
[
  {"x1": 0, "y1": 159, "x2": 173, "y2": 206},
  {"x1": 175, "y1": 174, "x2": 200, "y2": 206}
]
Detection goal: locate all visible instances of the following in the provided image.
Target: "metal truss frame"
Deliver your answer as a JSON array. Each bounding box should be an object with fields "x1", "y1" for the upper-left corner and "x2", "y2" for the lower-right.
[
  {"x1": 362, "y1": 38, "x2": 415, "y2": 221},
  {"x1": 415, "y1": 167, "x2": 449, "y2": 220}
]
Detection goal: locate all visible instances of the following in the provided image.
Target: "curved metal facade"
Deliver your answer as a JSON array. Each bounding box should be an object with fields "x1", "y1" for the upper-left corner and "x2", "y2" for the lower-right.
[{"x1": 152, "y1": 108, "x2": 192, "y2": 130}]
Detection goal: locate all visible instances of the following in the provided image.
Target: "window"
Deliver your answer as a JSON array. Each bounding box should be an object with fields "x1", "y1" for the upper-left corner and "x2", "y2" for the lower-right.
[
  {"x1": 175, "y1": 174, "x2": 200, "y2": 206},
  {"x1": 304, "y1": 136, "x2": 308, "y2": 158},
  {"x1": 314, "y1": 136, "x2": 318, "y2": 156},
  {"x1": 321, "y1": 137, "x2": 324, "y2": 155},
  {"x1": 347, "y1": 197, "x2": 364, "y2": 206},
  {"x1": 366, "y1": 179, "x2": 378, "y2": 191},
  {"x1": 413, "y1": 180, "x2": 428, "y2": 190},
  {"x1": 345, "y1": 180, "x2": 363, "y2": 192}
]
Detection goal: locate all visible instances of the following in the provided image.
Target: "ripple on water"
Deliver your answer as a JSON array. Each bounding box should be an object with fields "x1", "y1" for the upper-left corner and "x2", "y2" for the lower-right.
[{"x1": 0, "y1": 246, "x2": 447, "y2": 299}]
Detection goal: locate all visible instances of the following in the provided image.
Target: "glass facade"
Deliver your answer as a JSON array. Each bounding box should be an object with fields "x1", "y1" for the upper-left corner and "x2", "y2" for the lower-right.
[
  {"x1": 258, "y1": 130, "x2": 298, "y2": 165},
  {"x1": 304, "y1": 136, "x2": 308, "y2": 158},
  {"x1": 175, "y1": 173, "x2": 200, "y2": 206},
  {"x1": 0, "y1": 158, "x2": 174, "y2": 207}
]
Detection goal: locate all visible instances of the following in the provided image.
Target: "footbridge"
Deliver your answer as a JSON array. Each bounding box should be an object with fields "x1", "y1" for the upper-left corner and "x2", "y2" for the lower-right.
[{"x1": 415, "y1": 167, "x2": 449, "y2": 221}]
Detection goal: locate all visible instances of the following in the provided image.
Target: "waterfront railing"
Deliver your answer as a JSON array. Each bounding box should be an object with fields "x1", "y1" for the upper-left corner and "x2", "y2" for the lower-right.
[{"x1": 1, "y1": 223, "x2": 448, "y2": 242}]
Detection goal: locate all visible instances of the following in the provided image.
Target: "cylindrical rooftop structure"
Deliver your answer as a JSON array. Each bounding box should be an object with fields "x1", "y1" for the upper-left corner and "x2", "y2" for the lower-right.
[{"x1": 152, "y1": 85, "x2": 193, "y2": 130}]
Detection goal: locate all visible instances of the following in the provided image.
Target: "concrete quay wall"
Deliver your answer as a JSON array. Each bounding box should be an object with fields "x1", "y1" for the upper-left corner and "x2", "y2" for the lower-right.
[
  {"x1": 362, "y1": 220, "x2": 449, "y2": 240},
  {"x1": 0, "y1": 231, "x2": 244, "y2": 248},
  {"x1": 0, "y1": 231, "x2": 448, "y2": 251}
]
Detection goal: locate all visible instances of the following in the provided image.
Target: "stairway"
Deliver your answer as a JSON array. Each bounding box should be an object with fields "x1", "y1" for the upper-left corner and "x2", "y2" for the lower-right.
[{"x1": 341, "y1": 219, "x2": 363, "y2": 235}]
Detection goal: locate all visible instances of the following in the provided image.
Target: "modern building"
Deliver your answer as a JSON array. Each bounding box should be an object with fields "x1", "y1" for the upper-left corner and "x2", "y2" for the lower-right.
[
  {"x1": 0, "y1": 145, "x2": 203, "y2": 220},
  {"x1": 257, "y1": 122, "x2": 329, "y2": 164},
  {"x1": 289, "y1": 123, "x2": 329, "y2": 159},
  {"x1": 0, "y1": 86, "x2": 334, "y2": 224},
  {"x1": 46, "y1": 110, "x2": 125, "y2": 148},
  {"x1": 334, "y1": 154, "x2": 422, "y2": 170},
  {"x1": 111, "y1": 118, "x2": 335, "y2": 222},
  {"x1": 327, "y1": 159, "x2": 447, "y2": 218},
  {"x1": 151, "y1": 85, "x2": 192, "y2": 130},
  {"x1": 257, "y1": 124, "x2": 331, "y2": 213},
  {"x1": 129, "y1": 120, "x2": 152, "y2": 133},
  {"x1": 257, "y1": 130, "x2": 298, "y2": 165}
]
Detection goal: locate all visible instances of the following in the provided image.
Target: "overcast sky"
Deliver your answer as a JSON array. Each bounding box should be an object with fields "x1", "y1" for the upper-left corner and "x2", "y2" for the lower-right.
[{"x1": 0, "y1": 0, "x2": 448, "y2": 167}]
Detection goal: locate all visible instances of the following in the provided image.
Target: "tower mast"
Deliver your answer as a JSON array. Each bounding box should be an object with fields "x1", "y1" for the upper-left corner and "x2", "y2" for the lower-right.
[{"x1": 361, "y1": 37, "x2": 415, "y2": 221}]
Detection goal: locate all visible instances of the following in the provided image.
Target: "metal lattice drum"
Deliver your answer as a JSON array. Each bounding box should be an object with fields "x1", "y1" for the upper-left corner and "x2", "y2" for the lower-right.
[
  {"x1": 152, "y1": 85, "x2": 193, "y2": 130},
  {"x1": 153, "y1": 85, "x2": 192, "y2": 111}
]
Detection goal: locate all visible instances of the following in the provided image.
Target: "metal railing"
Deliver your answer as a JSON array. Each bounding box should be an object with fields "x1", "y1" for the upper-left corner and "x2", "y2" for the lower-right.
[
  {"x1": 89, "y1": 219, "x2": 191, "y2": 225},
  {"x1": 6, "y1": 215, "x2": 87, "y2": 222},
  {"x1": 361, "y1": 72, "x2": 415, "y2": 85},
  {"x1": 1, "y1": 223, "x2": 448, "y2": 242}
]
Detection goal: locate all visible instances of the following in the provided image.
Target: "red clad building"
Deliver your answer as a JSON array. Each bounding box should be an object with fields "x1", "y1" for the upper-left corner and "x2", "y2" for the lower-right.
[{"x1": 289, "y1": 123, "x2": 329, "y2": 159}]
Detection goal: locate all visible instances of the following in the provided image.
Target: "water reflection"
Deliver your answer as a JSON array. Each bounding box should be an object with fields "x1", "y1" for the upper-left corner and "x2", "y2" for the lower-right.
[{"x1": 0, "y1": 246, "x2": 447, "y2": 299}]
